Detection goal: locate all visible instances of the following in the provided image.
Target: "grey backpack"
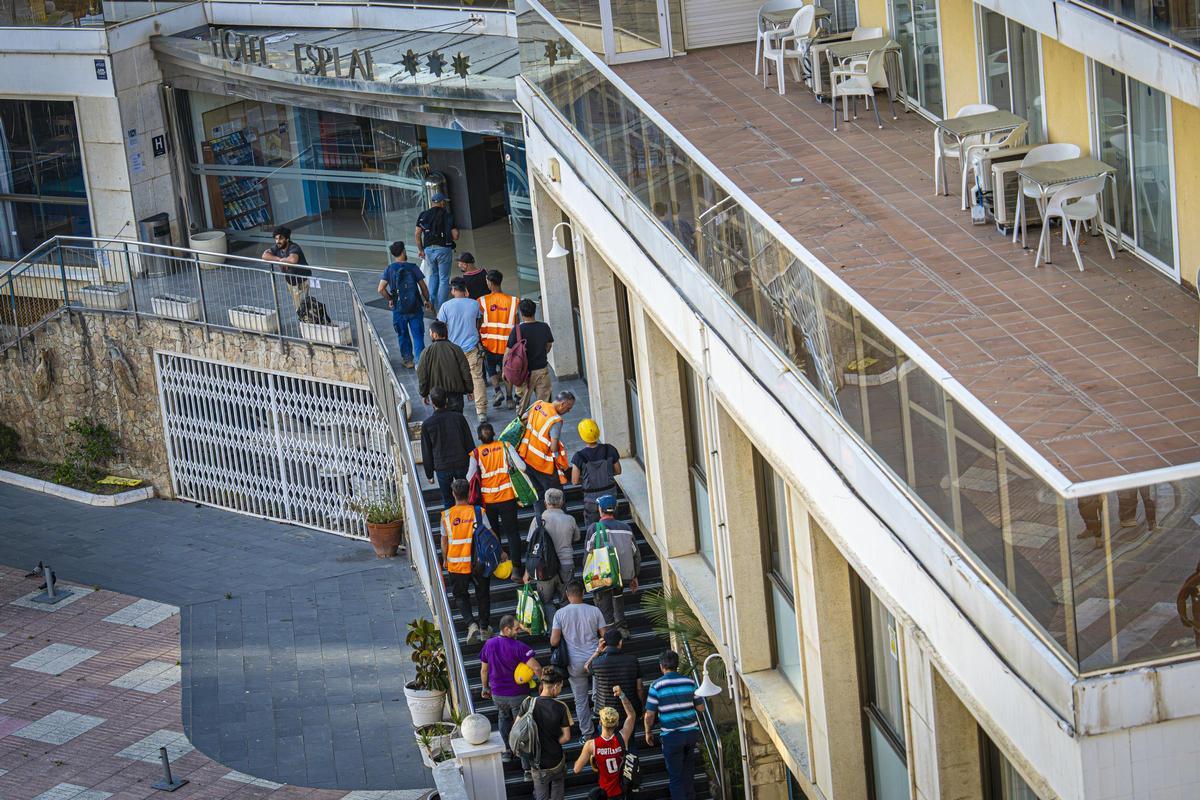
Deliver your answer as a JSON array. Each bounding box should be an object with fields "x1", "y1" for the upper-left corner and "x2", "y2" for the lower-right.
[{"x1": 509, "y1": 696, "x2": 542, "y2": 766}]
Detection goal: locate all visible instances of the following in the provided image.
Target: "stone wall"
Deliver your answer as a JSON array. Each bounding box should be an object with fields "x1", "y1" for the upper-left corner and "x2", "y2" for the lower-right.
[{"x1": 0, "y1": 311, "x2": 369, "y2": 497}]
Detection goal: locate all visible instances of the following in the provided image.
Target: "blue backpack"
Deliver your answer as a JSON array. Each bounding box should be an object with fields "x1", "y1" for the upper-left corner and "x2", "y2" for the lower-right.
[
  {"x1": 388, "y1": 261, "x2": 421, "y2": 314},
  {"x1": 471, "y1": 506, "x2": 503, "y2": 578}
]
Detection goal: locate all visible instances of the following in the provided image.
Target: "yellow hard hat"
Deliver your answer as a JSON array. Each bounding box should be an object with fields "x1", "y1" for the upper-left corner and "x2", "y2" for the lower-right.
[
  {"x1": 514, "y1": 661, "x2": 535, "y2": 685},
  {"x1": 493, "y1": 559, "x2": 513, "y2": 580},
  {"x1": 578, "y1": 418, "x2": 600, "y2": 444}
]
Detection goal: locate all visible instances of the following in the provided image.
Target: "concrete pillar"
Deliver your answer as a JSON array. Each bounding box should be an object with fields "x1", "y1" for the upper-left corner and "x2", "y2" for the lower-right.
[
  {"x1": 740, "y1": 695, "x2": 790, "y2": 800},
  {"x1": 575, "y1": 237, "x2": 631, "y2": 454},
  {"x1": 529, "y1": 179, "x2": 579, "y2": 379},
  {"x1": 713, "y1": 402, "x2": 772, "y2": 674},
  {"x1": 451, "y1": 731, "x2": 505, "y2": 800},
  {"x1": 796, "y1": 514, "x2": 869, "y2": 800},
  {"x1": 632, "y1": 307, "x2": 695, "y2": 559},
  {"x1": 929, "y1": 668, "x2": 984, "y2": 800}
]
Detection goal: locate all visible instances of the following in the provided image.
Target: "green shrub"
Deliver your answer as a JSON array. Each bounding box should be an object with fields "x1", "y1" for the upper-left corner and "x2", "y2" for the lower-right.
[
  {"x1": 0, "y1": 423, "x2": 19, "y2": 461},
  {"x1": 54, "y1": 418, "x2": 119, "y2": 485}
]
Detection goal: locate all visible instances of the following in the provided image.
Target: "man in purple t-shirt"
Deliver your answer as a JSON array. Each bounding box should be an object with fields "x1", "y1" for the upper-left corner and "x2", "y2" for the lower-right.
[{"x1": 480, "y1": 614, "x2": 541, "y2": 762}]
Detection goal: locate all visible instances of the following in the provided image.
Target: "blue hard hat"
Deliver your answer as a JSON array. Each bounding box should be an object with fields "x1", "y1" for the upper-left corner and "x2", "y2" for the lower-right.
[
  {"x1": 432, "y1": 192, "x2": 448, "y2": 202},
  {"x1": 597, "y1": 494, "x2": 617, "y2": 512}
]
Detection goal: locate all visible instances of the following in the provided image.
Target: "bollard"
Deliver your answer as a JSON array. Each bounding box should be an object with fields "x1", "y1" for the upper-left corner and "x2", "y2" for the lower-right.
[
  {"x1": 31, "y1": 564, "x2": 72, "y2": 605},
  {"x1": 152, "y1": 746, "x2": 188, "y2": 792}
]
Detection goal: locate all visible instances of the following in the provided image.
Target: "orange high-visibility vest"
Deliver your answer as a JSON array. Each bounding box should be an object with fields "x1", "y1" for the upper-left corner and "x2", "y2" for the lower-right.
[
  {"x1": 479, "y1": 292, "x2": 517, "y2": 355},
  {"x1": 441, "y1": 504, "x2": 477, "y2": 574},
  {"x1": 474, "y1": 442, "x2": 515, "y2": 504},
  {"x1": 518, "y1": 401, "x2": 562, "y2": 476}
]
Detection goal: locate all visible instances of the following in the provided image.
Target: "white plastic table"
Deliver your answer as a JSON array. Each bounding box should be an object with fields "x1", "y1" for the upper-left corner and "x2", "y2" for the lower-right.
[{"x1": 1015, "y1": 157, "x2": 1121, "y2": 266}]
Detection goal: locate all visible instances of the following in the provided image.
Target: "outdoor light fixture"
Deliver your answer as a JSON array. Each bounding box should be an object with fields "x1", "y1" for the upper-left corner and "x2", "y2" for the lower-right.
[
  {"x1": 544, "y1": 221, "x2": 572, "y2": 259},
  {"x1": 695, "y1": 653, "x2": 728, "y2": 699}
]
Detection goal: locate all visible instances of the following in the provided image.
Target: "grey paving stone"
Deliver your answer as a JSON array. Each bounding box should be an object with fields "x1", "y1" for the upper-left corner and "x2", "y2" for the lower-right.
[
  {"x1": 10, "y1": 585, "x2": 95, "y2": 612},
  {"x1": 108, "y1": 660, "x2": 181, "y2": 694},
  {"x1": 31, "y1": 784, "x2": 112, "y2": 800},
  {"x1": 14, "y1": 710, "x2": 106, "y2": 744},
  {"x1": 101, "y1": 598, "x2": 178, "y2": 629},
  {"x1": 222, "y1": 770, "x2": 283, "y2": 789},
  {"x1": 342, "y1": 792, "x2": 429, "y2": 800},
  {"x1": 11, "y1": 644, "x2": 100, "y2": 675},
  {"x1": 115, "y1": 729, "x2": 193, "y2": 763}
]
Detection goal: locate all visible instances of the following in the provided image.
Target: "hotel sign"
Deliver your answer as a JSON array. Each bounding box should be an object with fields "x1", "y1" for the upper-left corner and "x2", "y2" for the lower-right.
[{"x1": 208, "y1": 27, "x2": 374, "y2": 81}]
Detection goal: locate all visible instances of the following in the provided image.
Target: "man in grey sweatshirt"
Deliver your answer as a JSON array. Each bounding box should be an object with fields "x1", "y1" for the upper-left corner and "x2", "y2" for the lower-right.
[{"x1": 526, "y1": 487, "x2": 579, "y2": 614}]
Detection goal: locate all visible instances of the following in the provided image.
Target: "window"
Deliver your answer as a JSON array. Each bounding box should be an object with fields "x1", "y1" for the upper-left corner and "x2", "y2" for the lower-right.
[
  {"x1": 1093, "y1": 64, "x2": 1175, "y2": 274},
  {"x1": 0, "y1": 99, "x2": 90, "y2": 260},
  {"x1": 890, "y1": 0, "x2": 944, "y2": 118},
  {"x1": 615, "y1": 279, "x2": 644, "y2": 464},
  {"x1": 758, "y1": 452, "x2": 803, "y2": 695},
  {"x1": 978, "y1": 9, "x2": 1044, "y2": 142},
  {"x1": 813, "y1": 0, "x2": 857, "y2": 33},
  {"x1": 680, "y1": 358, "x2": 714, "y2": 563},
  {"x1": 981, "y1": 730, "x2": 1042, "y2": 800},
  {"x1": 857, "y1": 579, "x2": 908, "y2": 800}
]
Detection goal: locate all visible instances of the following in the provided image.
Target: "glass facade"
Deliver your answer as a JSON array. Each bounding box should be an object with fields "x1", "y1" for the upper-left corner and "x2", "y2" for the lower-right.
[
  {"x1": 615, "y1": 279, "x2": 645, "y2": 464},
  {"x1": 0, "y1": 99, "x2": 90, "y2": 260},
  {"x1": 1079, "y1": 0, "x2": 1200, "y2": 52},
  {"x1": 891, "y1": 0, "x2": 944, "y2": 117},
  {"x1": 0, "y1": 0, "x2": 101, "y2": 26},
  {"x1": 519, "y1": 0, "x2": 1200, "y2": 673},
  {"x1": 681, "y1": 358, "x2": 714, "y2": 564},
  {"x1": 979, "y1": 9, "x2": 1044, "y2": 142},
  {"x1": 858, "y1": 582, "x2": 908, "y2": 800},
  {"x1": 1093, "y1": 64, "x2": 1175, "y2": 271},
  {"x1": 982, "y1": 730, "x2": 1042, "y2": 800},
  {"x1": 758, "y1": 453, "x2": 804, "y2": 696}
]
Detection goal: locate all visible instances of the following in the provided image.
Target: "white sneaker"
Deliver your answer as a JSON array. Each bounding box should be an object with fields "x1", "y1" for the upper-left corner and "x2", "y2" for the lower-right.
[{"x1": 466, "y1": 622, "x2": 480, "y2": 643}]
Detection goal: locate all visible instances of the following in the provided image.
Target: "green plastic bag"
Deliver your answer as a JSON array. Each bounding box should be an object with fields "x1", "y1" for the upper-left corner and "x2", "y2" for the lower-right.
[
  {"x1": 506, "y1": 444, "x2": 538, "y2": 508},
  {"x1": 583, "y1": 521, "x2": 622, "y2": 592},
  {"x1": 516, "y1": 582, "x2": 546, "y2": 635},
  {"x1": 498, "y1": 417, "x2": 525, "y2": 448}
]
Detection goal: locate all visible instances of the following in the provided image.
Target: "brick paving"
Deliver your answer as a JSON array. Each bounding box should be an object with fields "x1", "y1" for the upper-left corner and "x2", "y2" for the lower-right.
[{"x1": 615, "y1": 46, "x2": 1200, "y2": 482}]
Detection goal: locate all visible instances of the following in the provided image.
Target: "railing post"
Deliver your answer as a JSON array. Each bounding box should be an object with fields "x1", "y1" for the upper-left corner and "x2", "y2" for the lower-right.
[
  {"x1": 269, "y1": 265, "x2": 284, "y2": 344},
  {"x1": 123, "y1": 241, "x2": 139, "y2": 332},
  {"x1": 194, "y1": 255, "x2": 209, "y2": 332},
  {"x1": 9, "y1": 280, "x2": 23, "y2": 360},
  {"x1": 57, "y1": 245, "x2": 69, "y2": 308}
]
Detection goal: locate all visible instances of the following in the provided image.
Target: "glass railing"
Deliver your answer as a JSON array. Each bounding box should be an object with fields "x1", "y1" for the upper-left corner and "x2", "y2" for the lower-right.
[
  {"x1": 516, "y1": 0, "x2": 1200, "y2": 674},
  {"x1": 1073, "y1": 0, "x2": 1200, "y2": 53}
]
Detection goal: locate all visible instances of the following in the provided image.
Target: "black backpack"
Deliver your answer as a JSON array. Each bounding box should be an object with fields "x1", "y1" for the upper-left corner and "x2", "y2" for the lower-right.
[
  {"x1": 525, "y1": 514, "x2": 560, "y2": 581},
  {"x1": 297, "y1": 295, "x2": 331, "y2": 325},
  {"x1": 388, "y1": 262, "x2": 422, "y2": 314},
  {"x1": 580, "y1": 456, "x2": 615, "y2": 494},
  {"x1": 422, "y1": 206, "x2": 454, "y2": 248},
  {"x1": 613, "y1": 731, "x2": 641, "y2": 793}
]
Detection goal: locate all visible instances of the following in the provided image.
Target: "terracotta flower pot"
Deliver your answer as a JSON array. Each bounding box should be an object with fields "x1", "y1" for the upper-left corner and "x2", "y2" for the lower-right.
[{"x1": 367, "y1": 520, "x2": 403, "y2": 557}]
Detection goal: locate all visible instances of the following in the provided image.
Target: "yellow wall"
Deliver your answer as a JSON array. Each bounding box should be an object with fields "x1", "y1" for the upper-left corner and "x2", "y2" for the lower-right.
[
  {"x1": 1040, "y1": 35, "x2": 1091, "y2": 150},
  {"x1": 939, "y1": 0, "x2": 981, "y2": 116},
  {"x1": 1172, "y1": 98, "x2": 1200, "y2": 289},
  {"x1": 857, "y1": 0, "x2": 888, "y2": 32}
]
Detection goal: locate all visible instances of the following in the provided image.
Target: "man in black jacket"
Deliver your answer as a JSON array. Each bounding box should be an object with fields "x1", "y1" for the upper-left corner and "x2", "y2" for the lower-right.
[
  {"x1": 421, "y1": 387, "x2": 475, "y2": 509},
  {"x1": 417, "y1": 320, "x2": 473, "y2": 412}
]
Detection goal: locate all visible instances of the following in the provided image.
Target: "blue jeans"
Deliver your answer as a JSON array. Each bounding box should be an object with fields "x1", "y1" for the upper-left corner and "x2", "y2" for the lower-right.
[
  {"x1": 392, "y1": 310, "x2": 424, "y2": 363},
  {"x1": 435, "y1": 468, "x2": 464, "y2": 510},
  {"x1": 425, "y1": 246, "x2": 454, "y2": 310},
  {"x1": 661, "y1": 729, "x2": 699, "y2": 800}
]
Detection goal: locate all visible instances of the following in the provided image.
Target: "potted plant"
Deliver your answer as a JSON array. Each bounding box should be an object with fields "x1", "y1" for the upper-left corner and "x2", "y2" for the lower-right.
[
  {"x1": 347, "y1": 492, "x2": 405, "y2": 557},
  {"x1": 300, "y1": 318, "x2": 352, "y2": 346},
  {"x1": 151, "y1": 293, "x2": 202, "y2": 321},
  {"x1": 404, "y1": 618, "x2": 449, "y2": 727},
  {"x1": 228, "y1": 305, "x2": 279, "y2": 333},
  {"x1": 414, "y1": 721, "x2": 460, "y2": 767},
  {"x1": 80, "y1": 283, "x2": 131, "y2": 311}
]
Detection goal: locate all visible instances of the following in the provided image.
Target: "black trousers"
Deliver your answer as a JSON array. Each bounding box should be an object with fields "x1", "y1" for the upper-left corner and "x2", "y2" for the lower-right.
[
  {"x1": 529, "y1": 468, "x2": 560, "y2": 517},
  {"x1": 486, "y1": 499, "x2": 521, "y2": 570},
  {"x1": 447, "y1": 571, "x2": 491, "y2": 629}
]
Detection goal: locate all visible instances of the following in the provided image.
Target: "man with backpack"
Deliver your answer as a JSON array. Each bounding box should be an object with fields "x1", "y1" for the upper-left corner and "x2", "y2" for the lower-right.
[
  {"x1": 468, "y1": 422, "x2": 521, "y2": 575},
  {"x1": 377, "y1": 241, "x2": 431, "y2": 368},
  {"x1": 551, "y1": 579, "x2": 607, "y2": 742},
  {"x1": 440, "y1": 477, "x2": 499, "y2": 643},
  {"x1": 480, "y1": 270, "x2": 518, "y2": 410},
  {"x1": 585, "y1": 495, "x2": 640, "y2": 634},
  {"x1": 524, "y1": 487, "x2": 578, "y2": 613},
  {"x1": 573, "y1": 685, "x2": 638, "y2": 799},
  {"x1": 571, "y1": 419, "x2": 622, "y2": 527},
  {"x1": 507, "y1": 298, "x2": 555, "y2": 417},
  {"x1": 511, "y1": 666, "x2": 573, "y2": 800},
  {"x1": 416, "y1": 193, "x2": 459, "y2": 311}
]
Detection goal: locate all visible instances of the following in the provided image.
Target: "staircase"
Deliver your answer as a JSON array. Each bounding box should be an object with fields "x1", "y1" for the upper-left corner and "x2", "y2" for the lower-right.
[{"x1": 425, "y1": 483, "x2": 711, "y2": 798}]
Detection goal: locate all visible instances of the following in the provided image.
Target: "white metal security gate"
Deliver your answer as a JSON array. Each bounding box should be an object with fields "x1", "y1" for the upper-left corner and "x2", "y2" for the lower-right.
[{"x1": 155, "y1": 352, "x2": 396, "y2": 538}]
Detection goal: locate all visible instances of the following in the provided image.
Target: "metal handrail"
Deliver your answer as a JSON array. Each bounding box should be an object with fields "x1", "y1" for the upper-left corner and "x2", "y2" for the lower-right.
[{"x1": 680, "y1": 639, "x2": 727, "y2": 800}]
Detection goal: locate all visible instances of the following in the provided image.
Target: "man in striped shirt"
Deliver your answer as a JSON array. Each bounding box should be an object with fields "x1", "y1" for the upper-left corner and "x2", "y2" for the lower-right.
[{"x1": 644, "y1": 650, "x2": 703, "y2": 799}]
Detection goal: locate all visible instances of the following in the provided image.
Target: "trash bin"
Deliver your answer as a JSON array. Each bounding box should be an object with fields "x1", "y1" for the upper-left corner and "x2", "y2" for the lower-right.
[{"x1": 137, "y1": 213, "x2": 172, "y2": 277}]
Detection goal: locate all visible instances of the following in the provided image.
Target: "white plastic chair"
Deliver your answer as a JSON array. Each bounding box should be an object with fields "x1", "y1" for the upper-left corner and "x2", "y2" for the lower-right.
[
  {"x1": 933, "y1": 103, "x2": 997, "y2": 197},
  {"x1": 961, "y1": 122, "x2": 1028, "y2": 210},
  {"x1": 831, "y1": 49, "x2": 886, "y2": 131},
  {"x1": 1011, "y1": 142, "x2": 1082, "y2": 249},
  {"x1": 755, "y1": 0, "x2": 803, "y2": 76},
  {"x1": 1038, "y1": 175, "x2": 1114, "y2": 270},
  {"x1": 762, "y1": 5, "x2": 816, "y2": 95}
]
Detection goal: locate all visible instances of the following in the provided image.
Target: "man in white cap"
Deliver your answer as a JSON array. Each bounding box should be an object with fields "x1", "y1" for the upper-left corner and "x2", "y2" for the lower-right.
[{"x1": 415, "y1": 192, "x2": 459, "y2": 311}]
